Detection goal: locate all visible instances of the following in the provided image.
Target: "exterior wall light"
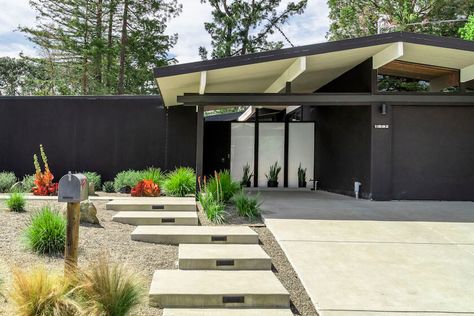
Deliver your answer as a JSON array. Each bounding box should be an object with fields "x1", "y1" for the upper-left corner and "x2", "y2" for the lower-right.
[{"x1": 380, "y1": 103, "x2": 388, "y2": 115}]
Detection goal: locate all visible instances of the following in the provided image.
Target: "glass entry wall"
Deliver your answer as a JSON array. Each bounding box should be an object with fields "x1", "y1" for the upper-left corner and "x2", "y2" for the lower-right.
[
  {"x1": 288, "y1": 123, "x2": 315, "y2": 187},
  {"x1": 230, "y1": 123, "x2": 255, "y2": 183},
  {"x1": 258, "y1": 123, "x2": 285, "y2": 187}
]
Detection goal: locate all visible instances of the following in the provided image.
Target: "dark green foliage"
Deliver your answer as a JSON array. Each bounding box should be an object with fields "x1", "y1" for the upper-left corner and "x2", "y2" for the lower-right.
[
  {"x1": 200, "y1": 0, "x2": 308, "y2": 59},
  {"x1": 0, "y1": 172, "x2": 17, "y2": 193},
  {"x1": 102, "y1": 181, "x2": 115, "y2": 193},
  {"x1": 163, "y1": 167, "x2": 196, "y2": 197},
  {"x1": 6, "y1": 193, "x2": 26, "y2": 212},
  {"x1": 24, "y1": 206, "x2": 66, "y2": 255},
  {"x1": 232, "y1": 190, "x2": 261, "y2": 220},
  {"x1": 327, "y1": 0, "x2": 474, "y2": 40},
  {"x1": 378, "y1": 75, "x2": 429, "y2": 92},
  {"x1": 82, "y1": 172, "x2": 102, "y2": 191},
  {"x1": 241, "y1": 163, "x2": 253, "y2": 186},
  {"x1": 265, "y1": 162, "x2": 281, "y2": 182},
  {"x1": 206, "y1": 170, "x2": 240, "y2": 203},
  {"x1": 199, "y1": 192, "x2": 227, "y2": 224},
  {"x1": 140, "y1": 167, "x2": 164, "y2": 186}
]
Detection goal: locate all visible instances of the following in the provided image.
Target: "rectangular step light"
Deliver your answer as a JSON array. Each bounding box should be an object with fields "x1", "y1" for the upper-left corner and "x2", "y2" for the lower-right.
[
  {"x1": 161, "y1": 218, "x2": 175, "y2": 223},
  {"x1": 152, "y1": 205, "x2": 165, "y2": 210},
  {"x1": 222, "y1": 296, "x2": 245, "y2": 304},
  {"x1": 211, "y1": 235, "x2": 227, "y2": 242},
  {"x1": 216, "y1": 259, "x2": 235, "y2": 266}
]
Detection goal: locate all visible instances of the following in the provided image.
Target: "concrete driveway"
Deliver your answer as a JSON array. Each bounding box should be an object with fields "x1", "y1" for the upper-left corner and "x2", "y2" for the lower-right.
[{"x1": 260, "y1": 191, "x2": 474, "y2": 316}]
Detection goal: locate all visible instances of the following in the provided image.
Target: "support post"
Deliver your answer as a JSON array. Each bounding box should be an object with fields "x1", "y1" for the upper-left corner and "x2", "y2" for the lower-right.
[
  {"x1": 196, "y1": 106, "x2": 204, "y2": 188},
  {"x1": 65, "y1": 202, "x2": 80, "y2": 277},
  {"x1": 284, "y1": 120, "x2": 289, "y2": 187},
  {"x1": 254, "y1": 108, "x2": 259, "y2": 187}
]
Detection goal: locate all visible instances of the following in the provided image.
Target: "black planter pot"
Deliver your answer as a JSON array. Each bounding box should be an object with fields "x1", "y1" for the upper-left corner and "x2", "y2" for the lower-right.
[
  {"x1": 298, "y1": 181, "x2": 307, "y2": 188},
  {"x1": 267, "y1": 180, "x2": 278, "y2": 188},
  {"x1": 245, "y1": 180, "x2": 252, "y2": 188}
]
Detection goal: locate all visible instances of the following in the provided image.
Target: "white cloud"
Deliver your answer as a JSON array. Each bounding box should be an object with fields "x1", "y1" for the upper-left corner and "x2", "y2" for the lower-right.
[{"x1": 0, "y1": 0, "x2": 330, "y2": 62}]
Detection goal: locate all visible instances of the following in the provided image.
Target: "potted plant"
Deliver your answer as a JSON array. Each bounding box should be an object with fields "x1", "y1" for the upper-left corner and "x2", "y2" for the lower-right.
[
  {"x1": 241, "y1": 163, "x2": 253, "y2": 187},
  {"x1": 265, "y1": 161, "x2": 281, "y2": 188},
  {"x1": 298, "y1": 163, "x2": 307, "y2": 188}
]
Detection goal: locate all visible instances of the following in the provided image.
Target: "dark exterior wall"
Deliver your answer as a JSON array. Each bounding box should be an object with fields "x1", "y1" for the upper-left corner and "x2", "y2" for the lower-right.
[
  {"x1": 304, "y1": 106, "x2": 372, "y2": 198},
  {"x1": 0, "y1": 96, "x2": 196, "y2": 181},
  {"x1": 392, "y1": 106, "x2": 474, "y2": 201},
  {"x1": 316, "y1": 58, "x2": 373, "y2": 93},
  {"x1": 203, "y1": 121, "x2": 230, "y2": 176}
]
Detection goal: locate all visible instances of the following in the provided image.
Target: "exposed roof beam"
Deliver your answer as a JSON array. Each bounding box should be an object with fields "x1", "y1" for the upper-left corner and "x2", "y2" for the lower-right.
[
  {"x1": 373, "y1": 42, "x2": 404, "y2": 69},
  {"x1": 265, "y1": 57, "x2": 306, "y2": 93},
  {"x1": 178, "y1": 93, "x2": 474, "y2": 106},
  {"x1": 461, "y1": 64, "x2": 474, "y2": 83},
  {"x1": 199, "y1": 71, "x2": 207, "y2": 94}
]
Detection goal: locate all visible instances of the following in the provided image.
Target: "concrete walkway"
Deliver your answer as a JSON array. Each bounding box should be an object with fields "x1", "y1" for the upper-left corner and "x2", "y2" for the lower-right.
[{"x1": 261, "y1": 191, "x2": 474, "y2": 316}]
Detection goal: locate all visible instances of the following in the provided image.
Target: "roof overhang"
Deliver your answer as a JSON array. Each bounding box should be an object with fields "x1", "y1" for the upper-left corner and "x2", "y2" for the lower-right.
[{"x1": 155, "y1": 32, "x2": 474, "y2": 107}]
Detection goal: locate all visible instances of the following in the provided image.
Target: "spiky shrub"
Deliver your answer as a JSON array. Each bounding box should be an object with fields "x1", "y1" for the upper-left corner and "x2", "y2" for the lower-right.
[
  {"x1": 113, "y1": 170, "x2": 143, "y2": 193},
  {"x1": 77, "y1": 256, "x2": 144, "y2": 316},
  {"x1": 232, "y1": 190, "x2": 261, "y2": 220},
  {"x1": 241, "y1": 163, "x2": 253, "y2": 187},
  {"x1": 140, "y1": 167, "x2": 163, "y2": 186},
  {"x1": 102, "y1": 181, "x2": 115, "y2": 193},
  {"x1": 0, "y1": 171, "x2": 17, "y2": 193},
  {"x1": 297, "y1": 163, "x2": 307, "y2": 183},
  {"x1": 163, "y1": 167, "x2": 196, "y2": 197},
  {"x1": 265, "y1": 161, "x2": 281, "y2": 182},
  {"x1": 24, "y1": 206, "x2": 66, "y2": 255},
  {"x1": 82, "y1": 171, "x2": 102, "y2": 191},
  {"x1": 9, "y1": 266, "x2": 80, "y2": 316},
  {"x1": 206, "y1": 170, "x2": 240, "y2": 202},
  {"x1": 21, "y1": 174, "x2": 35, "y2": 193},
  {"x1": 199, "y1": 192, "x2": 227, "y2": 224},
  {"x1": 6, "y1": 193, "x2": 26, "y2": 212}
]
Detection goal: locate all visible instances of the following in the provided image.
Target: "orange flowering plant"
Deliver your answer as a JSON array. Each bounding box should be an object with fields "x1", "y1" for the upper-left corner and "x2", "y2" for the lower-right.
[
  {"x1": 131, "y1": 179, "x2": 160, "y2": 197},
  {"x1": 32, "y1": 144, "x2": 58, "y2": 196}
]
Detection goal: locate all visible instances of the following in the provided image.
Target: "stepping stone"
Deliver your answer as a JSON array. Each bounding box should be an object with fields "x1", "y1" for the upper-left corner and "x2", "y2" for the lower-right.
[
  {"x1": 132, "y1": 226, "x2": 259, "y2": 245},
  {"x1": 113, "y1": 211, "x2": 198, "y2": 226},
  {"x1": 149, "y1": 270, "x2": 290, "y2": 309},
  {"x1": 163, "y1": 308, "x2": 294, "y2": 316},
  {"x1": 179, "y1": 244, "x2": 271, "y2": 270},
  {"x1": 106, "y1": 197, "x2": 196, "y2": 212}
]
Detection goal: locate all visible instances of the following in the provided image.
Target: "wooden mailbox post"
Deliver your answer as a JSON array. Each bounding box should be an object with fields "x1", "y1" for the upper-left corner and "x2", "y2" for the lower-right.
[{"x1": 58, "y1": 172, "x2": 88, "y2": 277}]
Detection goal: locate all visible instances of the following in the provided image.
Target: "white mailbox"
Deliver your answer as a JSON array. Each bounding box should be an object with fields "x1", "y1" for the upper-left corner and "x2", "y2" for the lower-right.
[{"x1": 58, "y1": 172, "x2": 89, "y2": 203}]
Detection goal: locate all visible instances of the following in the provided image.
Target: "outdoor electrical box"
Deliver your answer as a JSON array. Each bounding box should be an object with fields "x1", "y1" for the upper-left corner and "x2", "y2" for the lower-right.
[{"x1": 58, "y1": 172, "x2": 89, "y2": 203}]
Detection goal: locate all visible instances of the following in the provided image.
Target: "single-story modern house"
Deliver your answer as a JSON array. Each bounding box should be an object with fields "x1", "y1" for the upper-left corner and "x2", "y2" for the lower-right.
[
  {"x1": 154, "y1": 32, "x2": 474, "y2": 201},
  {"x1": 0, "y1": 32, "x2": 473, "y2": 201}
]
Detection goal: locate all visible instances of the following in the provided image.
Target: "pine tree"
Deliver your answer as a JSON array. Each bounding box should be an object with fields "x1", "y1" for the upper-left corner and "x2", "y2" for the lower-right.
[{"x1": 200, "y1": 0, "x2": 308, "y2": 59}]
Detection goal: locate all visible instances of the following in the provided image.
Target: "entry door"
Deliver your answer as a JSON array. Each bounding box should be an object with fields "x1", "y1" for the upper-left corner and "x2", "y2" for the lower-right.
[{"x1": 230, "y1": 123, "x2": 255, "y2": 182}]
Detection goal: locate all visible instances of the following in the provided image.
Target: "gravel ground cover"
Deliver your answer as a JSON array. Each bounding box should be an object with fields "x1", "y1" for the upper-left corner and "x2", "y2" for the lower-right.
[{"x1": 0, "y1": 199, "x2": 176, "y2": 316}]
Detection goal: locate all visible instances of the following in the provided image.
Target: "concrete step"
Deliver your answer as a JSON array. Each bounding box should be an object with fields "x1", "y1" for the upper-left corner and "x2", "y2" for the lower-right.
[
  {"x1": 113, "y1": 211, "x2": 198, "y2": 226},
  {"x1": 179, "y1": 244, "x2": 271, "y2": 270},
  {"x1": 132, "y1": 226, "x2": 259, "y2": 245},
  {"x1": 163, "y1": 308, "x2": 294, "y2": 316},
  {"x1": 106, "y1": 197, "x2": 196, "y2": 212},
  {"x1": 149, "y1": 270, "x2": 290, "y2": 309}
]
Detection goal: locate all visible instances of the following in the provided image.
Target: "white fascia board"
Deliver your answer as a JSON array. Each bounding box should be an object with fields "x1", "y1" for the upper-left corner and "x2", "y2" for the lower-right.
[
  {"x1": 265, "y1": 56, "x2": 306, "y2": 93},
  {"x1": 238, "y1": 106, "x2": 255, "y2": 122},
  {"x1": 461, "y1": 64, "x2": 474, "y2": 83},
  {"x1": 372, "y1": 42, "x2": 404, "y2": 69},
  {"x1": 199, "y1": 71, "x2": 207, "y2": 94}
]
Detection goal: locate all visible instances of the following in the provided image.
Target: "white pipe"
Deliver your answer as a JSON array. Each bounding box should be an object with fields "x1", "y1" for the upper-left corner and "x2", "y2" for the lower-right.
[{"x1": 354, "y1": 181, "x2": 362, "y2": 199}]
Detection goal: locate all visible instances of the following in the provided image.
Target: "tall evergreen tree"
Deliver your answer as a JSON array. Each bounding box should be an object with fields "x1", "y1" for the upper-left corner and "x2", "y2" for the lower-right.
[
  {"x1": 327, "y1": 0, "x2": 474, "y2": 40},
  {"x1": 200, "y1": 0, "x2": 308, "y2": 59},
  {"x1": 20, "y1": 0, "x2": 181, "y2": 95}
]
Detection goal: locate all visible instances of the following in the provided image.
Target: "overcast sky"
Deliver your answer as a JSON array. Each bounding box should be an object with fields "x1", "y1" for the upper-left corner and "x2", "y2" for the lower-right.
[{"x1": 0, "y1": 0, "x2": 330, "y2": 64}]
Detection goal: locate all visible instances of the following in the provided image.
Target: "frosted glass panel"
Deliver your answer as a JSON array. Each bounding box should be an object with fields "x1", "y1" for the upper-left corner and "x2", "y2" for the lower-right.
[
  {"x1": 288, "y1": 123, "x2": 314, "y2": 188},
  {"x1": 230, "y1": 123, "x2": 255, "y2": 183},
  {"x1": 258, "y1": 123, "x2": 285, "y2": 187}
]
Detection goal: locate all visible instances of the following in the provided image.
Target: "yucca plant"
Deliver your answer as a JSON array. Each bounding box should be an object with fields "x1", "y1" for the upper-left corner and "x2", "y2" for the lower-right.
[
  {"x1": 77, "y1": 256, "x2": 144, "y2": 316},
  {"x1": 265, "y1": 161, "x2": 281, "y2": 187},
  {"x1": 232, "y1": 190, "x2": 262, "y2": 220},
  {"x1": 9, "y1": 266, "x2": 80, "y2": 316},
  {"x1": 241, "y1": 163, "x2": 253, "y2": 187},
  {"x1": 297, "y1": 163, "x2": 307, "y2": 188},
  {"x1": 24, "y1": 206, "x2": 66, "y2": 255},
  {"x1": 6, "y1": 192, "x2": 26, "y2": 212},
  {"x1": 163, "y1": 167, "x2": 196, "y2": 197}
]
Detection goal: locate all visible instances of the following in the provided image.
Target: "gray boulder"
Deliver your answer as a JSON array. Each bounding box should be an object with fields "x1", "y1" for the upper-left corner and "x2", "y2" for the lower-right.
[{"x1": 62, "y1": 200, "x2": 99, "y2": 224}]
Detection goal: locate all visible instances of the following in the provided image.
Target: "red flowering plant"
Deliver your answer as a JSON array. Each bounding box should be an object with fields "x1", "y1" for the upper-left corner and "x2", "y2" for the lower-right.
[
  {"x1": 131, "y1": 179, "x2": 160, "y2": 197},
  {"x1": 32, "y1": 144, "x2": 58, "y2": 196}
]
